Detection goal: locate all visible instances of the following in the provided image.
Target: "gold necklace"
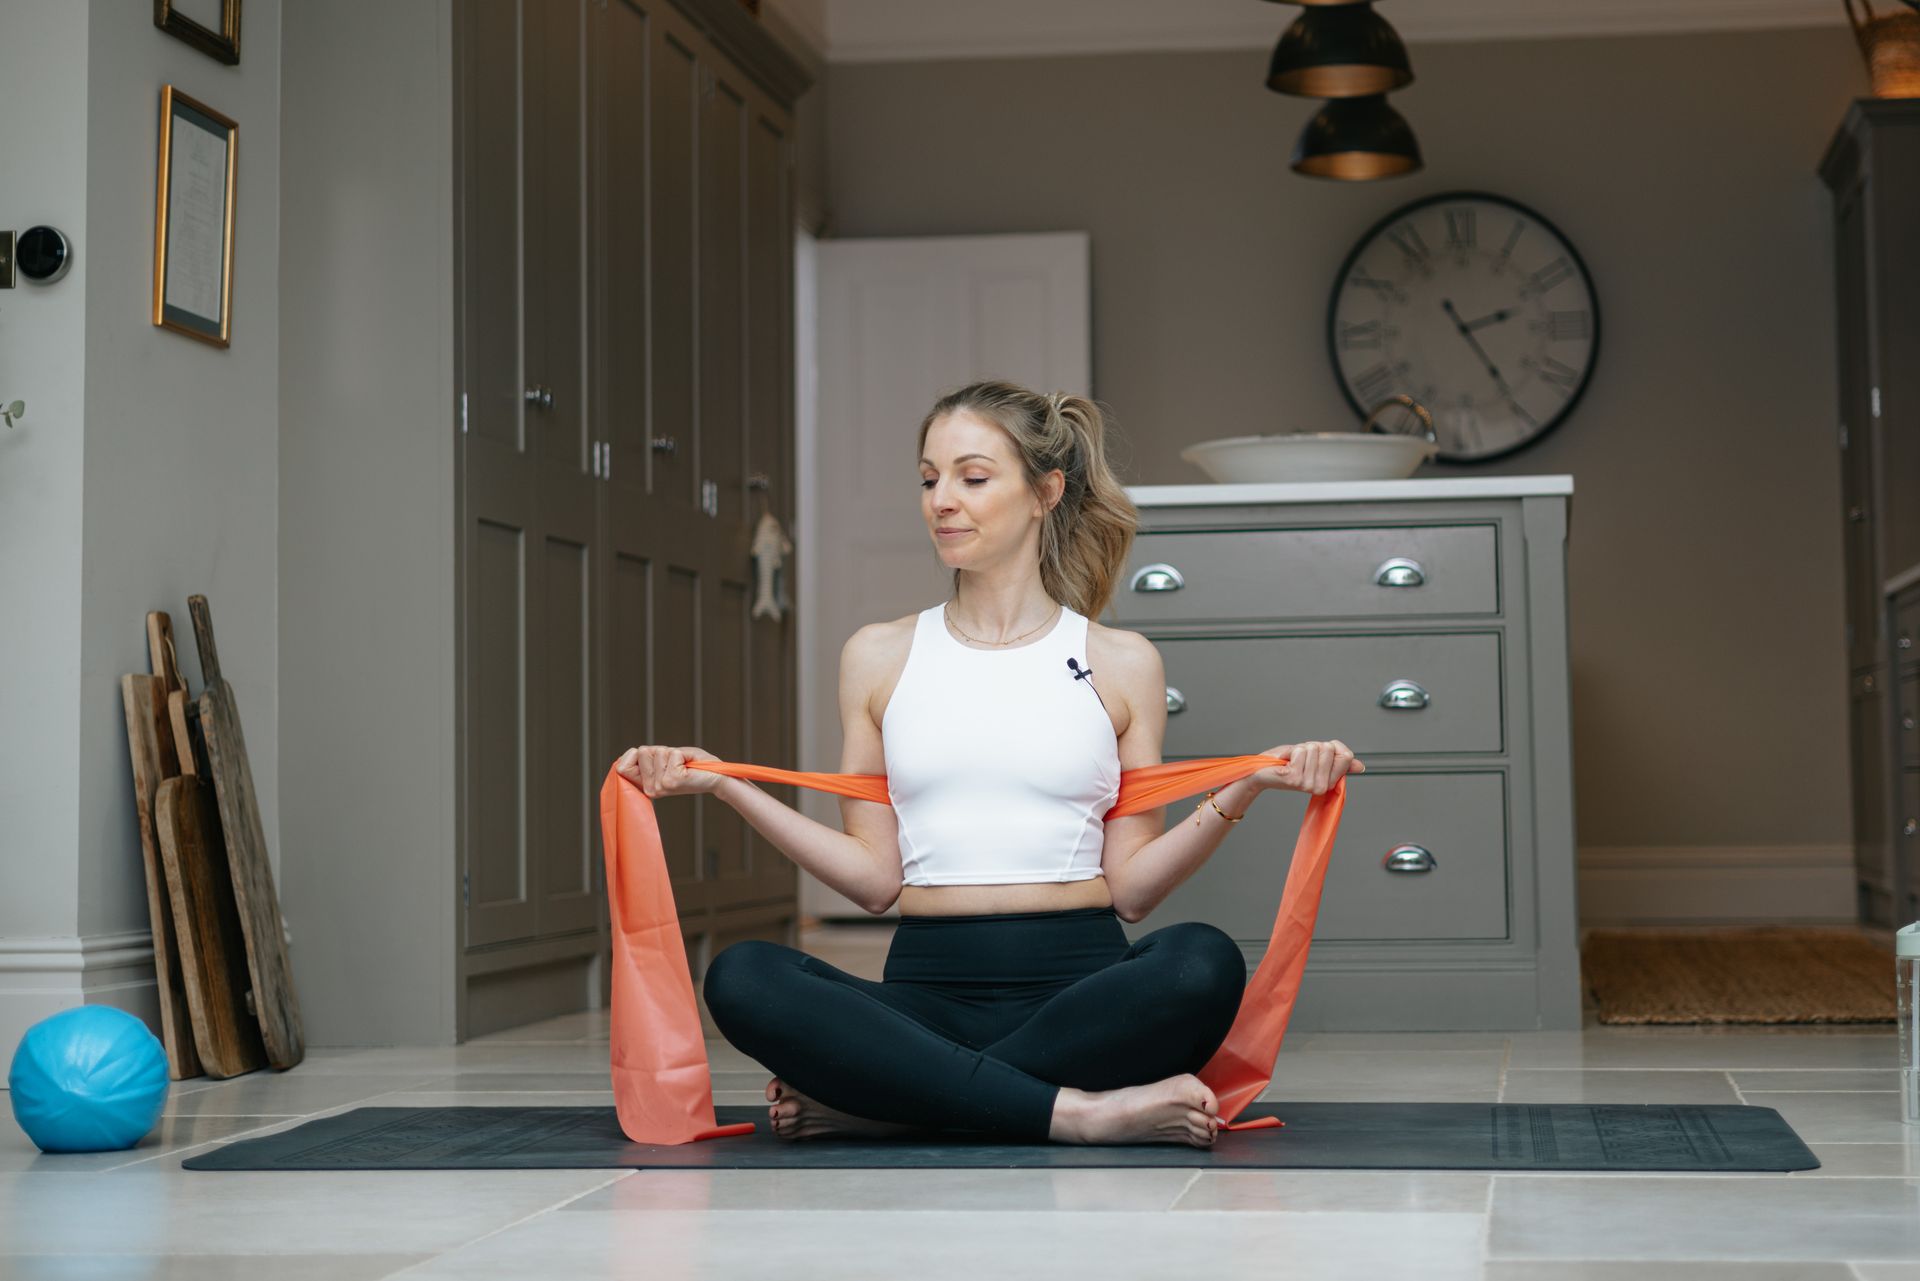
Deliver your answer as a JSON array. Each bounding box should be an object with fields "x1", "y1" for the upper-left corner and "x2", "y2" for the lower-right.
[{"x1": 943, "y1": 600, "x2": 1058, "y2": 647}]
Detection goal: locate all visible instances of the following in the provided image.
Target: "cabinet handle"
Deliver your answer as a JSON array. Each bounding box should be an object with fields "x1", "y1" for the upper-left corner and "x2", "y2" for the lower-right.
[
  {"x1": 651, "y1": 435, "x2": 678, "y2": 456},
  {"x1": 1905, "y1": 819, "x2": 1917, "y2": 838},
  {"x1": 1375, "y1": 557, "x2": 1427, "y2": 588},
  {"x1": 524, "y1": 385, "x2": 553, "y2": 409},
  {"x1": 1379, "y1": 679, "x2": 1430, "y2": 710},
  {"x1": 1900, "y1": 633, "x2": 1912, "y2": 651},
  {"x1": 1384, "y1": 844, "x2": 1436, "y2": 874},
  {"x1": 1904, "y1": 715, "x2": 1915, "y2": 732},
  {"x1": 1848, "y1": 504, "x2": 1866, "y2": 524},
  {"x1": 1130, "y1": 563, "x2": 1185, "y2": 593},
  {"x1": 1165, "y1": 686, "x2": 1186, "y2": 714},
  {"x1": 747, "y1": 472, "x2": 770, "y2": 492}
]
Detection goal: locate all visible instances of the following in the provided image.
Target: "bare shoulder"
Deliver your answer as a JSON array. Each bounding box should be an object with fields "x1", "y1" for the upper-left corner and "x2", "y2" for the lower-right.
[
  {"x1": 1085, "y1": 619, "x2": 1164, "y2": 740},
  {"x1": 841, "y1": 612, "x2": 920, "y2": 729}
]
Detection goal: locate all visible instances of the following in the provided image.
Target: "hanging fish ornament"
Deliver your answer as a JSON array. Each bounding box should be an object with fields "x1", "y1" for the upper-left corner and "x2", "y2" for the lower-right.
[{"x1": 750, "y1": 509, "x2": 793, "y2": 622}]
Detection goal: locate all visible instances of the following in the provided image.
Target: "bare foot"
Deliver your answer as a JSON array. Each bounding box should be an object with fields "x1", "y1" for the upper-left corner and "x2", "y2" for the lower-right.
[
  {"x1": 1048, "y1": 1074, "x2": 1221, "y2": 1148},
  {"x1": 764, "y1": 1077, "x2": 923, "y2": 1141}
]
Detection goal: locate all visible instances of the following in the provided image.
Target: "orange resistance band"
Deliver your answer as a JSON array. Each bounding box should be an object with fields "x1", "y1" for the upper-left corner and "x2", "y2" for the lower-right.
[{"x1": 599, "y1": 754, "x2": 1347, "y2": 1144}]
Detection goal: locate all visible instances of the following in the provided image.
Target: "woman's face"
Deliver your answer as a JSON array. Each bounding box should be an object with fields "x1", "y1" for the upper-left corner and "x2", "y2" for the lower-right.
[{"x1": 919, "y1": 411, "x2": 1060, "y2": 571}]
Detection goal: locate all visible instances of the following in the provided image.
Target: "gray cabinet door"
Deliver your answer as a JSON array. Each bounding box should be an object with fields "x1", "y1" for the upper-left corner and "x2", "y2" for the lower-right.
[{"x1": 460, "y1": 0, "x2": 537, "y2": 948}]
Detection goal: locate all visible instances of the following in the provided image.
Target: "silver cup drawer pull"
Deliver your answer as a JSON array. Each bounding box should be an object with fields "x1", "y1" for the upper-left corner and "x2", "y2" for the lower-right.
[
  {"x1": 1131, "y1": 563, "x2": 1185, "y2": 593},
  {"x1": 1166, "y1": 685, "x2": 1187, "y2": 714},
  {"x1": 1383, "y1": 844, "x2": 1437, "y2": 874},
  {"x1": 1375, "y1": 557, "x2": 1426, "y2": 588},
  {"x1": 1379, "y1": 679, "x2": 1430, "y2": 711}
]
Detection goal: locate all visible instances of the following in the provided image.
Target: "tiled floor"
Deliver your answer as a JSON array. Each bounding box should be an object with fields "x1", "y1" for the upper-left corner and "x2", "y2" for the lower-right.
[{"x1": 3, "y1": 924, "x2": 1916, "y2": 1280}]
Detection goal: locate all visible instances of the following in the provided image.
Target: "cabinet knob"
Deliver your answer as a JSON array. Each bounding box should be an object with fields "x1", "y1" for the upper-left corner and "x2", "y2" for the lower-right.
[
  {"x1": 1904, "y1": 716, "x2": 1915, "y2": 732},
  {"x1": 524, "y1": 385, "x2": 553, "y2": 409},
  {"x1": 1900, "y1": 633, "x2": 1912, "y2": 651},
  {"x1": 1379, "y1": 679, "x2": 1430, "y2": 711},
  {"x1": 1384, "y1": 844, "x2": 1436, "y2": 874},
  {"x1": 1130, "y1": 563, "x2": 1185, "y2": 594},
  {"x1": 1906, "y1": 819, "x2": 1917, "y2": 838},
  {"x1": 747, "y1": 472, "x2": 770, "y2": 492},
  {"x1": 1165, "y1": 685, "x2": 1187, "y2": 714},
  {"x1": 1375, "y1": 557, "x2": 1427, "y2": 588},
  {"x1": 651, "y1": 436, "x2": 678, "y2": 455},
  {"x1": 1848, "y1": 504, "x2": 1867, "y2": 524}
]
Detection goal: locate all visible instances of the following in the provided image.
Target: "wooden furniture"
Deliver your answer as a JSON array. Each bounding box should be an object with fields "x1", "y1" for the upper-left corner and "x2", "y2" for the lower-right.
[
  {"x1": 1111, "y1": 477, "x2": 1580, "y2": 1031},
  {"x1": 1821, "y1": 98, "x2": 1920, "y2": 929},
  {"x1": 454, "y1": 0, "x2": 810, "y2": 1035}
]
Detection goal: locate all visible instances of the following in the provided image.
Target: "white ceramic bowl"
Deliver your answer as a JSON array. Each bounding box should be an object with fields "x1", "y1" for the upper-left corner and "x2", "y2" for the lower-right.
[{"x1": 1179, "y1": 432, "x2": 1440, "y2": 484}]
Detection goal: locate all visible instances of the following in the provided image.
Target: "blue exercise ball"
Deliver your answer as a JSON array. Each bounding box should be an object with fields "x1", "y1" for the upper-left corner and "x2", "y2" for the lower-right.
[{"x1": 8, "y1": 1006, "x2": 170, "y2": 1153}]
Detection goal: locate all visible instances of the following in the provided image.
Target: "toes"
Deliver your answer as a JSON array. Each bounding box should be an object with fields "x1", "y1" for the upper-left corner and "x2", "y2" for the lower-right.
[{"x1": 766, "y1": 1077, "x2": 785, "y2": 1102}]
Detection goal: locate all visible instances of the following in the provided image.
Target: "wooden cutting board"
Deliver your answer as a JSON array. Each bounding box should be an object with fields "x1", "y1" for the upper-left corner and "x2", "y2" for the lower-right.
[
  {"x1": 189, "y1": 595, "x2": 305, "y2": 1068},
  {"x1": 147, "y1": 611, "x2": 199, "y2": 776},
  {"x1": 119, "y1": 673, "x2": 202, "y2": 1080},
  {"x1": 155, "y1": 775, "x2": 269, "y2": 1077}
]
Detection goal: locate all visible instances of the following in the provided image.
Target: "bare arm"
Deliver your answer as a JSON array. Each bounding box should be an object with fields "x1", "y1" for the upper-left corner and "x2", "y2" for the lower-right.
[
  {"x1": 1098, "y1": 634, "x2": 1262, "y2": 923},
  {"x1": 708, "y1": 626, "x2": 903, "y2": 914}
]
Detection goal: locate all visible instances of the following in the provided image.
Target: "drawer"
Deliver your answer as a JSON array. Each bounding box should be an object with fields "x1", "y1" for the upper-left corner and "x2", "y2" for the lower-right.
[
  {"x1": 1157, "y1": 632, "x2": 1504, "y2": 757},
  {"x1": 1108, "y1": 524, "x2": 1498, "y2": 625},
  {"x1": 1903, "y1": 673, "x2": 1920, "y2": 767},
  {"x1": 1145, "y1": 770, "x2": 1509, "y2": 942}
]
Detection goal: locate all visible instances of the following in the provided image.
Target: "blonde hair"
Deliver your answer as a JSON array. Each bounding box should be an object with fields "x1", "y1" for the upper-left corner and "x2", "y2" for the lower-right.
[{"x1": 917, "y1": 380, "x2": 1139, "y2": 620}]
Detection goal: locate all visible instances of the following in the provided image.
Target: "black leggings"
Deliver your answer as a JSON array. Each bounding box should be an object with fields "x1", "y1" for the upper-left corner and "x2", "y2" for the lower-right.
[{"x1": 701, "y1": 906, "x2": 1245, "y2": 1140}]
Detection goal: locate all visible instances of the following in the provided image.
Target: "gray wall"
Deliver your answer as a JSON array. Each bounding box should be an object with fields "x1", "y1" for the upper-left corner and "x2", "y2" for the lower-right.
[
  {"x1": 0, "y1": 0, "x2": 282, "y2": 1053},
  {"x1": 824, "y1": 28, "x2": 1866, "y2": 870},
  {"x1": 277, "y1": 0, "x2": 457, "y2": 1045}
]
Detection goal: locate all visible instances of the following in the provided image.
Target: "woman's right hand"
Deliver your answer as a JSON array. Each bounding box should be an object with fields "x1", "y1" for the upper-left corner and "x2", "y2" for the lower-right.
[{"x1": 614, "y1": 745, "x2": 726, "y2": 798}]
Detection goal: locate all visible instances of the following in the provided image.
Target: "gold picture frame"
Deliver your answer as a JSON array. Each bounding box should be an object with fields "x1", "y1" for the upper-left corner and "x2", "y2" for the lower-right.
[
  {"x1": 153, "y1": 0, "x2": 241, "y2": 66},
  {"x1": 153, "y1": 86, "x2": 238, "y2": 349}
]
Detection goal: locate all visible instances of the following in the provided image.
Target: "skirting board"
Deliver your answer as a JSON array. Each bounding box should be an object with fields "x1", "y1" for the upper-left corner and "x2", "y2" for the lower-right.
[
  {"x1": 0, "y1": 931, "x2": 161, "y2": 1077},
  {"x1": 1578, "y1": 845, "x2": 1855, "y2": 925}
]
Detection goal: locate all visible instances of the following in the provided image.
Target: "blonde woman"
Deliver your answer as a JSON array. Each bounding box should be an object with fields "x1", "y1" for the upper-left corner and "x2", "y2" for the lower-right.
[{"x1": 616, "y1": 380, "x2": 1363, "y2": 1148}]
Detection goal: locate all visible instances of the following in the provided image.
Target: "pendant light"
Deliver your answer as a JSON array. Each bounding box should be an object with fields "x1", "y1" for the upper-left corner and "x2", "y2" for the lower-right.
[
  {"x1": 1266, "y1": 3, "x2": 1413, "y2": 98},
  {"x1": 1289, "y1": 94, "x2": 1423, "y2": 180}
]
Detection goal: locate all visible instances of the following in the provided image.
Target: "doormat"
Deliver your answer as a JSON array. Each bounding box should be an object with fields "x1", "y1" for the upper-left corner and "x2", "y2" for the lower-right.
[
  {"x1": 1583, "y1": 927, "x2": 1897, "y2": 1025},
  {"x1": 180, "y1": 1102, "x2": 1818, "y2": 1172}
]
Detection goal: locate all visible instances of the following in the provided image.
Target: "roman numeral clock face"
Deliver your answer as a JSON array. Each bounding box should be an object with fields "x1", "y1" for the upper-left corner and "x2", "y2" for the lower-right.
[{"x1": 1329, "y1": 192, "x2": 1599, "y2": 462}]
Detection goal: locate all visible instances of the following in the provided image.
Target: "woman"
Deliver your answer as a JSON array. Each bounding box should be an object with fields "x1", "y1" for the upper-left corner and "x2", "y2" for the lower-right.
[{"x1": 615, "y1": 380, "x2": 1363, "y2": 1148}]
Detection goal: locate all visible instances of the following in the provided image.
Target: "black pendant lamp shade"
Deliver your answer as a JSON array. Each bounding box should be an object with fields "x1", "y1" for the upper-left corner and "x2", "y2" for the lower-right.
[
  {"x1": 1290, "y1": 94, "x2": 1422, "y2": 180},
  {"x1": 1267, "y1": 3, "x2": 1413, "y2": 98}
]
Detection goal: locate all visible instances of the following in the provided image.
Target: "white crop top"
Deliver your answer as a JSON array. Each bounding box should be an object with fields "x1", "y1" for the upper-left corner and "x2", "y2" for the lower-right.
[{"x1": 881, "y1": 601, "x2": 1122, "y2": 886}]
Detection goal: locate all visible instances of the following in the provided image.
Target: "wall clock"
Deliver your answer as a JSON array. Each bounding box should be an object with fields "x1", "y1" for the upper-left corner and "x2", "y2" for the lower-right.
[{"x1": 1327, "y1": 190, "x2": 1599, "y2": 463}]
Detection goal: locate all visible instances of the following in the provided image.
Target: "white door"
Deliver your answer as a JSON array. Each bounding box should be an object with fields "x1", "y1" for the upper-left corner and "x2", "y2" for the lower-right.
[{"x1": 797, "y1": 232, "x2": 1092, "y2": 918}]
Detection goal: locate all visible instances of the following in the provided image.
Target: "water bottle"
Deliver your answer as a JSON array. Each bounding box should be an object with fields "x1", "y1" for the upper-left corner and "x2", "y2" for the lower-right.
[{"x1": 1902, "y1": 922, "x2": 1920, "y2": 1126}]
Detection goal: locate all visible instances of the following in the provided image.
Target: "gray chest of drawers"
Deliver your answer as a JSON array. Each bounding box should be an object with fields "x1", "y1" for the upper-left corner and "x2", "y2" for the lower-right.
[{"x1": 1109, "y1": 477, "x2": 1580, "y2": 1032}]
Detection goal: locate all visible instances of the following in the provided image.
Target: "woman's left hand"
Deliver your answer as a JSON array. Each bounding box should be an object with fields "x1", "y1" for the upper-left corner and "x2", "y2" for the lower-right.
[{"x1": 1247, "y1": 741, "x2": 1365, "y2": 796}]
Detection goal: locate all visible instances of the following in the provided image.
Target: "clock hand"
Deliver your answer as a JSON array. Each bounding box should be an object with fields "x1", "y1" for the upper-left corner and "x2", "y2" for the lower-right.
[
  {"x1": 1440, "y1": 298, "x2": 1510, "y2": 392},
  {"x1": 1461, "y1": 307, "x2": 1515, "y2": 332}
]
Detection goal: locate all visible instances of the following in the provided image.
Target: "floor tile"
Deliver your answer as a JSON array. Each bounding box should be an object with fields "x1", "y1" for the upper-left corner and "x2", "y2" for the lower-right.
[
  {"x1": 0, "y1": 1168, "x2": 623, "y2": 1256},
  {"x1": 1500, "y1": 1070, "x2": 1741, "y2": 1104},
  {"x1": 0, "y1": 1112, "x2": 290, "y2": 1173},
  {"x1": 1729, "y1": 1070, "x2": 1901, "y2": 1092},
  {"x1": 161, "y1": 1073, "x2": 440, "y2": 1118},
  {"x1": 1482, "y1": 1263, "x2": 1854, "y2": 1280},
  {"x1": 1506, "y1": 1031, "x2": 1896, "y2": 1072},
  {"x1": 1173, "y1": 1169, "x2": 1490, "y2": 1212},
  {"x1": 395, "y1": 1208, "x2": 1488, "y2": 1280},
  {"x1": 1855, "y1": 1265, "x2": 1920, "y2": 1280},
  {"x1": 1798, "y1": 1143, "x2": 1920, "y2": 1177},
  {"x1": 0, "y1": 1255, "x2": 427, "y2": 1280},
  {"x1": 1742, "y1": 1092, "x2": 1920, "y2": 1143},
  {"x1": 1488, "y1": 1176, "x2": 1920, "y2": 1261},
  {"x1": 564, "y1": 1167, "x2": 1195, "y2": 1212},
  {"x1": 1257, "y1": 1049, "x2": 1506, "y2": 1101}
]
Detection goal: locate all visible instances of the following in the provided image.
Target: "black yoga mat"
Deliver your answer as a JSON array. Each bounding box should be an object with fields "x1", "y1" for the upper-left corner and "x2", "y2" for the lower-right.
[{"x1": 182, "y1": 1102, "x2": 1819, "y2": 1172}]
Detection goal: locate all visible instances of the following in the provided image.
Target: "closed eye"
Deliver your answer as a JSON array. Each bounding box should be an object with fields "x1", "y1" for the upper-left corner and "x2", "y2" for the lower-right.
[{"x1": 922, "y1": 478, "x2": 987, "y2": 488}]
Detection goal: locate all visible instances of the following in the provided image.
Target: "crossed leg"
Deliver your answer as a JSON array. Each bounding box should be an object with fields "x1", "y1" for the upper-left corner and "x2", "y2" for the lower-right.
[{"x1": 700, "y1": 922, "x2": 1245, "y2": 1145}]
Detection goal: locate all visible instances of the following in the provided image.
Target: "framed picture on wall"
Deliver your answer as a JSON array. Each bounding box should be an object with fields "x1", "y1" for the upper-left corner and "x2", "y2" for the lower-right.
[
  {"x1": 153, "y1": 86, "x2": 238, "y2": 349},
  {"x1": 153, "y1": 0, "x2": 242, "y2": 66}
]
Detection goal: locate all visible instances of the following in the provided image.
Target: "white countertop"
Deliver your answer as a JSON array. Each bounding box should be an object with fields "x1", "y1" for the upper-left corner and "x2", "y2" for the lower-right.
[{"x1": 1122, "y1": 475, "x2": 1575, "y2": 506}]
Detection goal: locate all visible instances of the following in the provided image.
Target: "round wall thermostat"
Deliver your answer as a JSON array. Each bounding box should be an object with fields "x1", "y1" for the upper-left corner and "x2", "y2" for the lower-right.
[{"x1": 17, "y1": 226, "x2": 72, "y2": 284}]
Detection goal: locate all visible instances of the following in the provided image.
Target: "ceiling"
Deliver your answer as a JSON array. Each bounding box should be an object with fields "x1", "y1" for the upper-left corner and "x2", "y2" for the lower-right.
[{"x1": 762, "y1": 0, "x2": 1841, "y2": 63}]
